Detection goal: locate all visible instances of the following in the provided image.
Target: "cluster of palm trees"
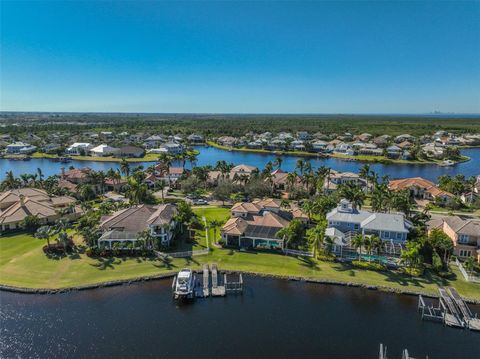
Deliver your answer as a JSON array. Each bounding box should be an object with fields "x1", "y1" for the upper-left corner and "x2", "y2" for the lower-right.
[
  {"x1": 1, "y1": 168, "x2": 45, "y2": 191},
  {"x1": 350, "y1": 234, "x2": 382, "y2": 262},
  {"x1": 34, "y1": 218, "x2": 72, "y2": 254}
]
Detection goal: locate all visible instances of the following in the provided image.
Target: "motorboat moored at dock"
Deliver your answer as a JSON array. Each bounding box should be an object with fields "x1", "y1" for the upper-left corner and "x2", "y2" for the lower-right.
[{"x1": 172, "y1": 269, "x2": 195, "y2": 300}]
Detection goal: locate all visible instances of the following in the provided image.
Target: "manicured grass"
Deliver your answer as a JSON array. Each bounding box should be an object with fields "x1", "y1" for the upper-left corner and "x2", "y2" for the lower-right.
[
  {"x1": 31, "y1": 152, "x2": 159, "y2": 163},
  {"x1": 1, "y1": 232, "x2": 480, "y2": 299}
]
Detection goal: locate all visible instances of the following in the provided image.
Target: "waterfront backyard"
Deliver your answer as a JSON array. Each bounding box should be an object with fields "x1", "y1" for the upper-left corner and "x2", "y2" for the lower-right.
[{"x1": 1, "y1": 216, "x2": 479, "y2": 300}]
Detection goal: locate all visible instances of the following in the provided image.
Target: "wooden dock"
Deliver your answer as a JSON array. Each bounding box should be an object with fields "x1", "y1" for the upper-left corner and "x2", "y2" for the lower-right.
[
  {"x1": 438, "y1": 287, "x2": 464, "y2": 328},
  {"x1": 447, "y1": 287, "x2": 480, "y2": 331},
  {"x1": 188, "y1": 264, "x2": 244, "y2": 300},
  {"x1": 210, "y1": 264, "x2": 226, "y2": 297},
  {"x1": 418, "y1": 287, "x2": 479, "y2": 332}
]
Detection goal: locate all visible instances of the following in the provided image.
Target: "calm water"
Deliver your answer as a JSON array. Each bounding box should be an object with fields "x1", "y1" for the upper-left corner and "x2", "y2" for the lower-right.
[
  {"x1": 0, "y1": 147, "x2": 479, "y2": 181},
  {"x1": 0, "y1": 277, "x2": 479, "y2": 358}
]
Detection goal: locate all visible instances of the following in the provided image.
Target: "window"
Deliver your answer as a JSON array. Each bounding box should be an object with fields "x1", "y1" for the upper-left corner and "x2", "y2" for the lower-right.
[
  {"x1": 458, "y1": 234, "x2": 469, "y2": 244},
  {"x1": 384, "y1": 231, "x2": 390, "y2": 239},
  {"x1": 459, "y1": 250, "x2": 472, "y2": 257},
  {"x1": 354, "y1": 224, "x2": 359, "y2": 230},
  {"x1": 397, "y1": 232, "x2": 402, "y2": 239}
]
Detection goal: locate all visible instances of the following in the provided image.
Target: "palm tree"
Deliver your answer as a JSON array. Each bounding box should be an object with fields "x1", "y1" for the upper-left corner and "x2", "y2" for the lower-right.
[
  {"x1": 306, "y1": 219, "x2": 327, "y2": 257},
  {"x1": 295, "y1": 159, "x2": 305, "y2": 175},
  {"x1": 302, "y1": 199, "x2": 316, "y2": 222},
  {"x1": 273, "y1": 156, "x2": 283, "y2": 169},
  {"x1": 208, "y1": 219, "x2": 223, "y2": 244},
  {"x1": 20, "y1": 173, "x2": 30, "y2": 187},
  {"x1": 154, "y1": 180, "x2": 166, "y2": 201},
  {"x1": 351, "y1": 234, "x2": 365, "y2": 261},
  {"x1": 37, "y1": 167, "x2": 44, "y2": 182},
  {"x1": 2, "y1": 171, "x2": 20, "y2": 189},
  {"x1": 286, "y1": 172, "x2": 297, "y2": 191},
  {"x1": 339, "y1": 182, "x2": 365, "y2": 209},
  {"x1": 35, "y1": 225, "x2": 53, "y2": 248},
  {"x1": 359, "y1": 164, "x2": 370, "y2": 192},
  {"x1": 120, "y1": 158, "x2": 130, "y2": 177}
]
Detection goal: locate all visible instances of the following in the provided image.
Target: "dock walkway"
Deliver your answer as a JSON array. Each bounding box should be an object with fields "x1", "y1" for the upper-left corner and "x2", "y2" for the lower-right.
[
  {"x1": 447, "y1": 287, "x2": 480, "y2": 331},
  {"x1": 210, "y1": 264, "x2": 226, "y2": 296}
]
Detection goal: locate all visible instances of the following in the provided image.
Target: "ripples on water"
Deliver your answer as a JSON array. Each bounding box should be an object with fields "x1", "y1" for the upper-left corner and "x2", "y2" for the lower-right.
[
  {"x1": 1, "y1": 278, "x2": 479, "y2": 358},
  {"x1": 0, "y1": 147, "x2": 479, "y2": 181}
]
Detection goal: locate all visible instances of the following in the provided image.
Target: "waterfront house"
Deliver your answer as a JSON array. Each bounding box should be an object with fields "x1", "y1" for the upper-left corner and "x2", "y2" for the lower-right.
[
  {"x1": 216, "y1": 136, "x2": 238, "y2": 147},
  {"x1": 115, "y1": 146, "x2": 145, "y2": 158},
  {"x1": 65, "y1": 142, "x2": 93, "y2": 155},
  {"x1": 326, "y1": 199, "x2": 411, "y2": 242},
  {"x1": 160, "y1": 142, "x2": 184, "y2": 155},
  {"x1": 89, "y1": 144, "x2": 120, "y2": 157},
  {"x1": 323, "y1": 170, "x2": 367, "y2": 193},
  {"x1": 394, "y1": 134, "x2": 416, "y2": 143},
  {"x1": 98, "y1": 204, "x2": 177, "y2": 248},
  {"x1": 187, "y1": 134, "x2": 204, "y2": 143},
  {"x1": 386, "y1": 145, "x2": 402, "y2": 158},
  {"x1": 427, "y1": 216, "x2": 480, "y2": 263},
  {"x1": 222, "y1": 203, "x2": 289, "y2": 249},
  {"x1": 144, "y1": 135, "x2": 165, "y2": 149},
  {"x1": 0, "y1": 189, "x2": 80, "y2": 231},
  {"x1": 312, "y1": 140, "x2": 328, "y2": 152},
  {"x1": 388, "y1": 177, "x2": 453, "y2": 203},
  {"x1": 6, "y1": 142, "x2": 37, "y2": 154}
]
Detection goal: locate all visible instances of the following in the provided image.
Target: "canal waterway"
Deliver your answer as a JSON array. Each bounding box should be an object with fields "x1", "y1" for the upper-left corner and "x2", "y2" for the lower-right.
[
  {"x1": 0, "y1": 277, "x2": 479, "y2": 358},
  {"x1": 0, "y1": 147, "x2": 479, "y2": 181}
]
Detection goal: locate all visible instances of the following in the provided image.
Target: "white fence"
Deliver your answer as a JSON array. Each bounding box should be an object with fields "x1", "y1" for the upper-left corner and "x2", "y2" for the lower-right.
[
  {"x1": 455, "y1": 258, "x2": 480, "y2": 283},
  {"x1": 155, "y1": 248, "x2": 210, "y2": 259},
  {"x1": 283, "y1": 248, "x2": 314, "y2": 258}
]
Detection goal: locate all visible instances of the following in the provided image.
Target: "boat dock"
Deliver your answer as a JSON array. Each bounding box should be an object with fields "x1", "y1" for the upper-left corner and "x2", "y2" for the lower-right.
[
  {"x1": 418, "y1": 287, "x2": 479, "y2": 331},
  {"x1": 192, "y1": 264, "x2": 243, "y2": 299}
]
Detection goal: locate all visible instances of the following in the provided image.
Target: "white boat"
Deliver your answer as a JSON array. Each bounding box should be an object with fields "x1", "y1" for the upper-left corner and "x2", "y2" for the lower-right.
[
  {"x1": 440, "y1": 160, "x2": 455, "y2": 166},
  {"x1": 172, "y1": 269, "x2": 195, "y2": 300}
]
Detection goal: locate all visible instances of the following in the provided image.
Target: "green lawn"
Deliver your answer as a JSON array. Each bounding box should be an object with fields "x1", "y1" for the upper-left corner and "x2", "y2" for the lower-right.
[{"x1": 1, "y1": 210, "x2": 479, "y2": 299}]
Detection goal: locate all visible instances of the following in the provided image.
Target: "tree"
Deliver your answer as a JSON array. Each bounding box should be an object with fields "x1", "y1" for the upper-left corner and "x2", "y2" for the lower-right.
[
  {"x1": 175, "y1": 201, "x2": 196, "y2": 233},
  {"x1": 306, "y1": 219, "x2": 327, "y2": 257},
  {"x1": 77, "y1": 183, "x2": 96, "y2": 201},
  {"x1": 35, "y1": 225, "x2": 53, "y2": 248},
  {"x1": 208, "y1": 219, "x2": 224, "y2": 244},
  {"x1": 400, "y1": 240, "x2": 423, "y2": 271},
  {"x1": 351, "y1": 234, "x2": 364, "y2": 261},
  {"x1": 154, "y1": 180, "x2": 167, "y2": 201},
  {"x1": 125, "y1": 177, "x2": 155, "y2": 204},
  {"x1": 276, "y1": 219, "x2": 304, "y2": 249},
  {"x1": 339, "y1": 182, "x2": 365, "y2": 210},
  {"x1": 120, "y1": 158, "x2": 130, "y2": 177},
  {"x1": 273, "y1": 156, "x2": 283, "y2": 169},
  {"x1": 359, "y1": 164, "x2": 371, "y2": 192},
  {"x1": 213, "y1": 180, "x2": 236, "y2": 205},
  {"x1": 20, "y1": 215, "x2": 41, "y2": 232}
]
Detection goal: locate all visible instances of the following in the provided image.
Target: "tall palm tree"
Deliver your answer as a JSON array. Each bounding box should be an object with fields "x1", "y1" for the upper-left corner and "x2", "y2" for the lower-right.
[
  {"x1": 359, "y1": 164, "x2": 371, "y2": 192},
  {"x1": 351, "y1": 234, "x2": 365, "y2": 261},
  {"x1": 2, "y1": 171, "x2": 20, "y2": 189},
  {"x1": 120, "y1": 158, "x2": 130, "y2": 177},
  {"x1": 20, "y1": 173, "x2": 30, "y2": 187},
  {"x1": 339, "y1": 182, "x2": 365, "y2": 210},
  {"x1": 286, "y1": 172, "x2": 297, "y2": 191},
  {"x1": 306, "y1": 220, "x2": 327, "y2": 257},
  {"x1": 273, "y1": 156, "x2": 283, "y2": 169},
  {"x1": 208, "y1": 219, "x2": 223, "y2": 244},
  {"x1": 37, "y1": 168, "x2": 44, "y2": 182},
  {"x1": 295, "y1": 159, "x2": 305, "y2": 176},
  {"x1": 154, "y1": 180, "x2": 166, "y2": 201}
]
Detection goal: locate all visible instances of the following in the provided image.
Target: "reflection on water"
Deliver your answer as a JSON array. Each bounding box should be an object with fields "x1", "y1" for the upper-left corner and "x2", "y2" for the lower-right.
[{"x1": 1, "y1": 278, "x2": 479, "y2": 358}]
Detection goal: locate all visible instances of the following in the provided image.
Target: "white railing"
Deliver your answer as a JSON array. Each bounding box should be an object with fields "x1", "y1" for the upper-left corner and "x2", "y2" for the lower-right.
[
  {"x1": 283, "y1": 248, "x2": 314, "y2": 257},
  {"x1": 455, "y1": 258, "x2": 480, "y2": 283},
  {"x1": 155, "y1": 248, "x2": 210, "y2": 259}
]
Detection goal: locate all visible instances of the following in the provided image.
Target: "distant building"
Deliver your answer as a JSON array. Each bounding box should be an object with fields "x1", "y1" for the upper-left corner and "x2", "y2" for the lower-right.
[
  {"x1": 65, "y1": 143, "x2": 93, "y2": 155},
  {"x1": 6, "y1": 142, "x2": 37, "y2": 154}
]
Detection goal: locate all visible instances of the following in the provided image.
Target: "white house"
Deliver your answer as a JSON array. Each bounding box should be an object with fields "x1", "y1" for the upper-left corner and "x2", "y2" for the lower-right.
[
  {"x1": 6, "y1": 142, "x2": 37, "y2": 154},
  {"x1": 89, "y1": 144, "x2": 119, "y2": 157},
  {"x1": 66, "y1": 143, "x2": 93, "y2": 155}
]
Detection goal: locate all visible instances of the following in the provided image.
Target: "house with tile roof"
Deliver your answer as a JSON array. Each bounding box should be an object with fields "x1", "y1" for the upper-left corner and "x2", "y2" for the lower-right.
[
  {"x1": 388, "y1": 177, "x2": 454, "y2": 203},
  {"x1": 427, "y1": 216, "x2": 480, "y2": 263},
  {"x1": 222, "y1": 198, "x2": 306, "y2": 249},
  {"x1": 0, "y1": 189, "x2": 80, "y2": 231},
  {"x1": 98, "y1": 204, "x2": 177, "y2": 249}
]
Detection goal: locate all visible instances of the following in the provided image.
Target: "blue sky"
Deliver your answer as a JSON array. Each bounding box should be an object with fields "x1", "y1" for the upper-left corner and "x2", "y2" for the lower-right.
[{"x1": 1, "y1": 1, "x2": 479, "y2": 113}]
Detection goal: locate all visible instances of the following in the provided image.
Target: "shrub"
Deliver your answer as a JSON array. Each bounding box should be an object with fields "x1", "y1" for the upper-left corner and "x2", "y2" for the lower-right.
[{"x1": 351, "y1": 260, "x2": 386, "y2": 271}]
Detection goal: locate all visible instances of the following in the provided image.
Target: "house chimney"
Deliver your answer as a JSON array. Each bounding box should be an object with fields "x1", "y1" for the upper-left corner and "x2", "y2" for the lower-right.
[{"x1": 19, "y1": 194, "x2": 25, "y2": 206}]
